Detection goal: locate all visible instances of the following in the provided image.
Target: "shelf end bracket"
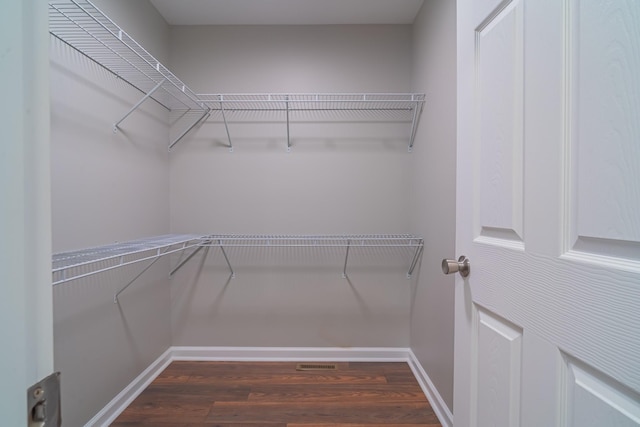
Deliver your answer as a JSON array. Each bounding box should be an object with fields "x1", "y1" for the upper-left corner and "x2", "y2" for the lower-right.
[
  {"x1": 218, "y1": 239, "x2": 235, "y2": 278},
  {"x1": 219, "y1": 95, "x2": 233, "y2": 152},
  {"x1": 169, "y1": 108, "x2": 211, "y2": 151},
  {"x1": 342, "y1": 239, "x2": 351, "y2": 279},
  {"x1": 114, "y1": 248, "x2": 166, "y2": 303},
  {"x1": 286, "y1": 96, "x2": 291, "y2": 152},
  {"x1": 170, "y1": 241, "x2": 208, "y2": 276},
  {"x1": 407, "y1": 242, "x2": 425, "y2": 278},
  {"x1": 113, "y1": 78, "x2": 166, "y2": 132},
  {"x1": 408, "y1": 100, "x2": 424, "y2": 152}
]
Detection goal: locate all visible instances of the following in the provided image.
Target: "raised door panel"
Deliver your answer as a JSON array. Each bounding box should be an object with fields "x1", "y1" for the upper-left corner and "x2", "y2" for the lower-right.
[
  {"x1": 561, "y1": 356, "x2": 640, "y2": 427},
  {"x1": 566, "y1": 0, "x2": 640, "y2": 267},
  {"x1": 472, "y1": 307, "x2": 523, "y2": 427},
  {"x1": 474, "y1": 0, "x2": 525, "y2": 248}
]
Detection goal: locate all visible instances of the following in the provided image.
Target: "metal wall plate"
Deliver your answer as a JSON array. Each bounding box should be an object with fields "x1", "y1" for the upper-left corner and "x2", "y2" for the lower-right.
[{"x1": 27, "y1": 372, "x2": 61, "y2": 427}]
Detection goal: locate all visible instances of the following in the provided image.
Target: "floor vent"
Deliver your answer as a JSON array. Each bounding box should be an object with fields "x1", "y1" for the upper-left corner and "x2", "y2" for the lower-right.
[{"x1": 296, "y1": 363, "x2": 337, "y2": 371}]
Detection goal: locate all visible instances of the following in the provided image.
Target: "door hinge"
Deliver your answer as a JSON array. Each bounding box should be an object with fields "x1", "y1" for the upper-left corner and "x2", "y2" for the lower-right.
[{"x1": 27, "y1": 372, "x2": 61, "y2": 427}]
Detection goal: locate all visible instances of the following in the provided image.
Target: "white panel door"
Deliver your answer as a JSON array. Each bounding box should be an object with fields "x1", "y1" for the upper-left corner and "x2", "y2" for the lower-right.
[{"x1": 455, "y1": 0, "x2": 640, "y2": 426}]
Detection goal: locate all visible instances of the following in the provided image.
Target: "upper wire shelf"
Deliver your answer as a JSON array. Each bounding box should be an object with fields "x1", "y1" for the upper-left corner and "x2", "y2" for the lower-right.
[
  {"x1": 52, "y1": 234, "x2": 203, "y2": 286},
  {"x1": 48, "y1": 1, "x2": 425, "y2": 152},
  {"x1": 198, "y1": 93, "x2": 425, "y2": 111},
  {"x1": 49, "y1": 0, "x2": 209, "y2": 147},
  {"x1": 198, "y1": 93, "x2": 426, "y2": 152}
]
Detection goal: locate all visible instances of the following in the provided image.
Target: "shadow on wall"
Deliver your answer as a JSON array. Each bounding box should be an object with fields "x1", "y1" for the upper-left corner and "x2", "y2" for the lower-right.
[
  {"x1": 169, "y1": 245, "x2": 420, "y2": 348},
  {"x1": 170, "y1": 105, "x2": 418, "y2": 153},
  {"x1": 52, "y1": 260, "x2": 172, "y2": 426}
]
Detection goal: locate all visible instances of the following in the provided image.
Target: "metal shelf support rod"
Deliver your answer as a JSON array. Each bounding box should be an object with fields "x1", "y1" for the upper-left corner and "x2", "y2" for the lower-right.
[
  {"x1": 407, "y1": 244, "x2": 425, "y2": 278},
  {"x1": 286, "y1": 95, "x2": 291, "y2": 151},
  {"x1": 218, "y1": 240, "x2": 235, "y2": 278},
  {"x1": 219, "y1": 95, "x2": 233, "y2": 151},
  {"x1": 170, "y1": 242, "x2": 208, "y2": 276},
  {"x1": 342, "y1": 239, "x2": 351, "y2": 279},
  {"x1": 113, "y1": 78, "x2": 166, "y2": 131},
  {"x1": 114, "y1": 247, "x2": 168, "y2": 303},
  {"x1": 409, "y1": 100, "x2": 424, "y2": 151},
  {"x1": 285, "y1": 95, "x2": 291, "y2": 151},
  {"x1": 169, "y1": 109, "x2": 211, "y2": 151}
]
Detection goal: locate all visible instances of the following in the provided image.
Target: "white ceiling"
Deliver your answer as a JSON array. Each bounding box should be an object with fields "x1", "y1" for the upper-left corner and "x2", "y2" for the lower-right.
[{"x1": 149, "y1": 0, "x2": 425, "y2": 26}]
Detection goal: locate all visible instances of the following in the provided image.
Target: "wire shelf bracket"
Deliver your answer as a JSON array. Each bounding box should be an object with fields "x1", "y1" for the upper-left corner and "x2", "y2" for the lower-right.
[
  {"x1": 342, "y1": 239, "x2": 351, "y2": 279},
  {"x1": 408, "y1": 96, "x2": 425, "y2": 153},
  {"x1": 170, "y1": 240, "x2": 209, "y2": 276},
  {"x1": 217, "y1": 239, "x2": 236, "y2": 278},
  {"x1": 113, "y1": 78, "x2": 166, "y2": 132},
  {"x1": 169, "y1": 109, "x2": 211, "y2": 151}
]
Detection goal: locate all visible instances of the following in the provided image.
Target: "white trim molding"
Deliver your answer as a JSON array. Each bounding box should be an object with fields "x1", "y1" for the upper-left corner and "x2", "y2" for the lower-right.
[
  {"x1": 85, "y1": 347, "x2": 174, "y2": 427},
  {"x1": 85, "y1": 346, "x2": 452, "y2": 427},
  {"x1": 171, "y1": 346, "x2": 411, "y2": 362},
  {"x1": 408, "y1": 349, "x2": 454, "y2": 427}
]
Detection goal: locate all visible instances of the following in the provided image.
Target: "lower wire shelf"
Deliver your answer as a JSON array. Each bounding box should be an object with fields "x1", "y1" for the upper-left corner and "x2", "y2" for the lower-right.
[{"x1": 52, "y1": 233, "x2": 424, "y2": 301}]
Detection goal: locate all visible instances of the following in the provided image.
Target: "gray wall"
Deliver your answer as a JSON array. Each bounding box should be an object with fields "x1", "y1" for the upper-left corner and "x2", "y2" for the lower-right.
[
  {"x1": 50, "y1": 4, "x2": 458, "y2": 422},
  {"x1": 409, "y1": 0, "x2": 457, "y2": 413},
  {"x1": 168, "y1": 25, "x2": 416, "y2": 347},
  {"x1": 50, "y1": 1, "x2": 172, "y2": 425}
]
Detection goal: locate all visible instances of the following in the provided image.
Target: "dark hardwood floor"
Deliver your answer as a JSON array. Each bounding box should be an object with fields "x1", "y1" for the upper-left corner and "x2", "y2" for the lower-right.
[{"x1": 112, "y1": 361, "x2": 442, "y2": 426}]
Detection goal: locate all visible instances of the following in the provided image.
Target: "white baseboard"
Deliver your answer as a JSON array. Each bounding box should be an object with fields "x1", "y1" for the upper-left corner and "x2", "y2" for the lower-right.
[
  {"x1": 171, "y1": 345, "x2": 411, "y2": 361},
  {"x1": 85, "y1": 347, "x2": 173, "y2": 427},
  {"x1": 87, "y1": 346, "x2": 452, "y2": 427},
  {"x1": 408, "y1": 349, "x2": 454, "y2": 427}
]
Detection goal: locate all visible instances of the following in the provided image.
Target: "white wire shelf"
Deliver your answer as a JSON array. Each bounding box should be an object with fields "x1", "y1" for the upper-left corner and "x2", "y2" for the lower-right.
[
  {"x1": 48, "y1": 1, "x2": 424, "y2": 152},
  {"x1": 52, "y1": 234, "x2": 203, "y2": 286},
  {"x1": 198, "y1": 93, "x2": 425, "y2": 152},
  {"x1": 198, "y1": 93, "x2": 425, "y2": 110},
  {"x1": 200, "y1": 234, "x2": 424, "y2": 278},
  {"x1": 49, "y1": 0, "x2": 209, "y2": 148},
  {"x1": 201, "y1": 234, "x2": 424, "y2": 247},
  {"x1": 52, "y1": 233, "x2": 424, "y2": 301}
]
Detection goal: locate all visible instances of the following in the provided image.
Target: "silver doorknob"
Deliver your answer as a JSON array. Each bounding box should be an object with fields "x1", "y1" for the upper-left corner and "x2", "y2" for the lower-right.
[{"x1": 442, "y1": 256, "x2": 470, "y2": 277}]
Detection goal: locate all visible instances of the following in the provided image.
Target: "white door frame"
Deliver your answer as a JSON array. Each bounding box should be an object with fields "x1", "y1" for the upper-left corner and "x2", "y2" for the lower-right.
[{"x1": 0, "y1": 0, "x2": 54, "y2": 424}]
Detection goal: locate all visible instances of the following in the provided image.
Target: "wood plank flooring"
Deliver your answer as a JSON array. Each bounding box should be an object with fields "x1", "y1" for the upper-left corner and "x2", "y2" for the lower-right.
[{"x1": 112, "y1": 361, "x2": 442, "y2": 426}]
